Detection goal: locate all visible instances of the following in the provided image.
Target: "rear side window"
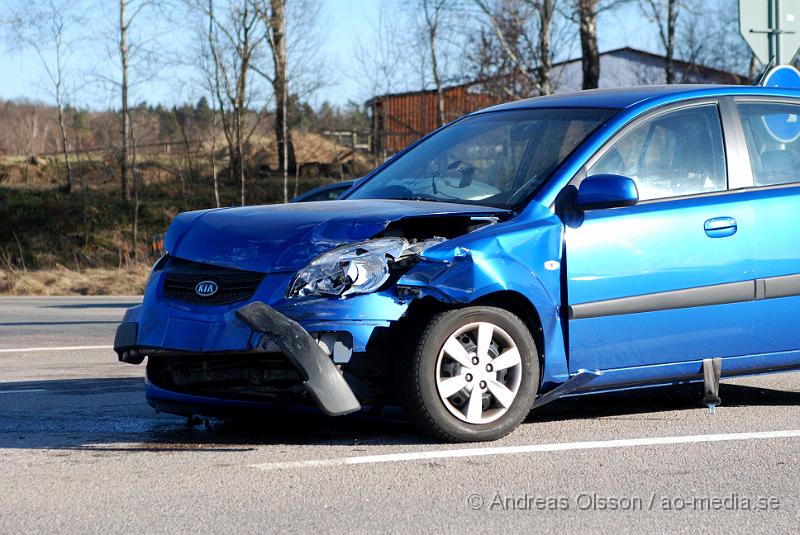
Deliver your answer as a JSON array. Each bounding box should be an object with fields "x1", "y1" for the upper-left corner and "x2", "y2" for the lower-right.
[
  {"x1": 588, "y1": 105, "x2": 727, "y2": 201},
  {"x1": 737, "y1": 102, "x2": 800, "y2": 186}
]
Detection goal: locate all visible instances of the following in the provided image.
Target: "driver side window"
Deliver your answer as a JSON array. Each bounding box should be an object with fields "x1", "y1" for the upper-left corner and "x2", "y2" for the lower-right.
[{"x1": 588, "y1": 104, "x2": 727, "y2": 201}]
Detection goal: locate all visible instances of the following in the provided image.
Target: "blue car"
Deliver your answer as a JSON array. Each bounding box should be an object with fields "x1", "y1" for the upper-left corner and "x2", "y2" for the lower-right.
[{"x1": 115, "y1": 84, "x2": 800, "y2": 442}]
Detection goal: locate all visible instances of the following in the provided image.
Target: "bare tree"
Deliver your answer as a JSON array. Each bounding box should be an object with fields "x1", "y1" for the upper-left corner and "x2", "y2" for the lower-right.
[
  {"x1": 421, "y1": 0, "x2": 448, "y2": 127},
  {"x1": 259, "y1": 0, "x2": 294, "y2": 203},
  {"x1": 354, "y1": 0, "x2": 410, "y2": 160},
  {"x1": 130, "y1": 109, "x2": 141, "y2": 258},
  {"x1": 91, "y1": 0, "x2": 161, "y2": 200},
  {"x1": 564, "y1": 0, "x2": 630, "y2": 89},
  {"x1": 354, "y1": 1, "x2": 408, "y2": 96},
  {"x1": 4, "y1": 0, "x2": 80, "y2": 193},
  {"x1": 536, "y1": 0, "x2": 555, "y2": 95},
  {"x1": 204, "y1": 6, "x2": 223, "y2": 208},
  {"x1": 119, "y1": 0, "x2": 131, "y2": 200},
  {"x1": 471, "y1": 0, "x2": 566, "y2": 98},
  {"x1": 640, "y1": 0, "x2": 679, "y2": 84},
  {"x1": 677, "y1": 0, "x2": 752, "y2": 83},
  {"x1": 210, "y1": 109, "x2": 222, "y2": 207},
  {"x1": 251, "y1": 0, "x2": 327, "y2": 203},
  {"x1": 193, "y1": 0, "x2": 265, "y2": 206},
  {"x1": 578, "y1": 0, "x2": 599, "y2": 89},
  {"x1": 118, "y1": 0, "x2": 155, "y2": 200}
]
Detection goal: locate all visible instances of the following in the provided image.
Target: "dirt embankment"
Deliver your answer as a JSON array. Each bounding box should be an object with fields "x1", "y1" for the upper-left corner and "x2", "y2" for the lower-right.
[{"x1": 0, "y1": 266, "x2": 150, "y2": 296}]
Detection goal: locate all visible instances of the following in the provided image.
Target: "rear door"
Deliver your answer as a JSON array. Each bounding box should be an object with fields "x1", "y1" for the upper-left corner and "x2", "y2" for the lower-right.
[
  {"x1": 564, "y1": 100, "x2": 757, "y2": 373},
  {"x1": 734, "y1": 99, "x2": 800, "y2": 354}
]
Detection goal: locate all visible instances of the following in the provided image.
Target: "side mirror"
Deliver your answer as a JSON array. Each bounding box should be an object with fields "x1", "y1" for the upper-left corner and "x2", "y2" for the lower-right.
[{"x1": 575, "y1": 174, "x2": 639, "y2": 210}]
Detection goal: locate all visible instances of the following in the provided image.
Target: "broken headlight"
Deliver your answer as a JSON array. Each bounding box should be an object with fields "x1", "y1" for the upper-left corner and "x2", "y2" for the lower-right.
[{"x1": 288, "y1": 237, "x2": 445, "y2": 298}]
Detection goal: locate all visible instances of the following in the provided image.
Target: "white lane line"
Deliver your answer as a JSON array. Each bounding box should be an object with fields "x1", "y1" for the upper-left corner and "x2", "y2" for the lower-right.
[
  {"x1": 0, "y1": 345, "x2": 113, "y2": 354},
  {"x1": 0, "y1": 389, "x2": 47, "y2": 394},
  {"x1": 251, "y1": 429, "x2": 800, "y2": 471}
]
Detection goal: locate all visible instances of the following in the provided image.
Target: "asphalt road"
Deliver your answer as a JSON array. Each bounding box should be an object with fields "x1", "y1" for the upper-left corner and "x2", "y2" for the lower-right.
[{"x1": 1, "y1": 296, "x2": 799, "y2": 534}]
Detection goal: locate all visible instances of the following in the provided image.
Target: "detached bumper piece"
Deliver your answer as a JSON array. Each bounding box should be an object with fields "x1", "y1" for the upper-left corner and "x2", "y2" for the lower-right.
[{"x1": 236, "y1": 301, "x2": 361, "y2": 417}]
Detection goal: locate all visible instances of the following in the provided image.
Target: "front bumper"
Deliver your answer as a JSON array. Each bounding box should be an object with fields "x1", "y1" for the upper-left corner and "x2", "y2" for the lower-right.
[
  {"x1": 234, "y1": 301, "x2": 360, "y2": 415},
  {"x1": 114, "y1": 301, "x2": 361, "y2": 416}
]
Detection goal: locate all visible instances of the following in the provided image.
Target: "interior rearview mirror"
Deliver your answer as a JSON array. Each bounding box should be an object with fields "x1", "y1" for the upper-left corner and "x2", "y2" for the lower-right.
[{"x1": 575, "y1": 174, "x2": 639, "y2": 210}]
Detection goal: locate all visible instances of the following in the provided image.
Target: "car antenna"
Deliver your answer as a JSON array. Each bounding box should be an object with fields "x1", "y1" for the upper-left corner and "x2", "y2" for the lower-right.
[{"x1": 753, "y1": 56, "x2": 776, "y2": 86}]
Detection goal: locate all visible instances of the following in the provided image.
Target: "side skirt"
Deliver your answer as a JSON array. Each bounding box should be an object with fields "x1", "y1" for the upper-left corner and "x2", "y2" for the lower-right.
[
  {"x1": 532, "y1": 369, "x2": 603, "y2": 409},
  {"x1": 562, "y1": 349, "x2": 800, "y2": 397}
]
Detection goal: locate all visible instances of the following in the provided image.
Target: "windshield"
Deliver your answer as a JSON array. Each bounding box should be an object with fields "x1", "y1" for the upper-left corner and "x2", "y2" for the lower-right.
[{"x1": 347, "y1": 108, "x2": 616, "y2": 209}]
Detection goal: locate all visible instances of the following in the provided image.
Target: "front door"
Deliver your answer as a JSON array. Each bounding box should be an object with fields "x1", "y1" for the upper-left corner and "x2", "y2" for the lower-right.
[{"x1": 565, "y1": 102, "x2": 756, "y2": 373}]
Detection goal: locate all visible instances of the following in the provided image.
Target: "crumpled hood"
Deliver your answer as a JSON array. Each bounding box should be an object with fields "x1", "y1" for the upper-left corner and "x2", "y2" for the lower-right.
[{"x1": 165, "y1": 199, "x2": 509, "y2": 273}]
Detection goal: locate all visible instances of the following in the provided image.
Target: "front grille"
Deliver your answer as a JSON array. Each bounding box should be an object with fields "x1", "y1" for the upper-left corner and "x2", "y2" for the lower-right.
[
  {"x1": 163, "y1": 258, "x2": 266, "y2": 306},
  {"x1": 148, "y1": 353, "x2": 305, "y2": 402}
]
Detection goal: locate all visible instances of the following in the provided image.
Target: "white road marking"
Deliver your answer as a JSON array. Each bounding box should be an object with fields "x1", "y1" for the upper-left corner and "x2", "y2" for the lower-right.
[
  {"x1": 251, "y1": 429, "x2": 800, "y2": 471},
  {"x1": 0, "y1": 389, "x2": 47, "y2": 394},
  {"x1": 0, "y1": 345, "x2": 113, "y2": 354}
]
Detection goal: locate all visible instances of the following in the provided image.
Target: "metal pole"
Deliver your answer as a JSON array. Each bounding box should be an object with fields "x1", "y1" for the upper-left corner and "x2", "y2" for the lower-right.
[
  {"x1": 769, "y1": 0, "x2": 776, "y2": 62},
  {"x1": 776, "y1": 0, "x2": 784, "y2": 63}
]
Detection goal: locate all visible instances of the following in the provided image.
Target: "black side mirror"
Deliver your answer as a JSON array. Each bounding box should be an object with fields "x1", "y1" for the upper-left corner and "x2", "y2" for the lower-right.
[{"x1": 575, "y1": 174, "x2": 639, "y2": 210}]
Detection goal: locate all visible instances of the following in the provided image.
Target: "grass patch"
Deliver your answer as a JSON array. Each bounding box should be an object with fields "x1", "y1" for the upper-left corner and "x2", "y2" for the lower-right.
[{"x1": 0, "y1": 265, "x2": 149, "y2": 296}]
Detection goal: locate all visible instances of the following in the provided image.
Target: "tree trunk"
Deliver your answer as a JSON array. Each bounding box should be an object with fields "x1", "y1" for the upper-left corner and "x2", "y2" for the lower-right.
[
  {"x1": 233, "y1": 4, "x2": 254, "y2": 206},
  {"x1": 176, "y1": 112, "x2": 194, "y2": 210},
  {"x1": 537, "y1": 0, "x2": 554, "y2": 95},
  {"x1": 268, "y1": 0, "x2": 295, "y2": 203},
  {"x1": 665, "y1": 0, "x2": 677, "y2": 84},
  {"x1": 236, "y1": 107, "x2": 245, "y2": 206},
  {"x1": 211, "y1": 110, "x2": 221, "y2": 208},
  {"x1": 119, "y1": 0, "x2": 130, "y2": 200},
  {"x1": 177, "y1": 114, "x2": 196, "y2": 187},
  {"x1": 430, "y1": 37, "x2": 445, "y2": 126},
  {"x1": 130, "y1": 112, "x2": 140, "y2": 260},
  {"x1": 424, "y1": 0, "x2": 446, "y2": 127},
  {"x1": 55, "y1": 85, "x2": 72, "y2": 193},
  {"x1": 206, "y1": 0, "x2": 236, "y2": 198},
  {"x1": 294, "y1": 160, "x2": 299, "y2": 198},
  {"x1": 578, "y1": 0, "x2": 600, "y2": 90}
]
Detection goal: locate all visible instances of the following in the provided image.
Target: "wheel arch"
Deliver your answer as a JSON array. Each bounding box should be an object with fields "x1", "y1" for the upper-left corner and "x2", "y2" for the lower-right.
[{"x1": 470, "y1": 290, "x2": 544, "y2": 363}]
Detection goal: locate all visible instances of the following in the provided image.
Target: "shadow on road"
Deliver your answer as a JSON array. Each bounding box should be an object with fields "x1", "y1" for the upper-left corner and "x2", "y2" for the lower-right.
[
  {"x1": 527, "y1": 382, "x2": 800, "y2": 423},
  {"x1": 2, "y1": 377, "x2": 800, "y2": 452},
  {"x1": 0, "y1": 377, "x2": 424, "y2": 452}
]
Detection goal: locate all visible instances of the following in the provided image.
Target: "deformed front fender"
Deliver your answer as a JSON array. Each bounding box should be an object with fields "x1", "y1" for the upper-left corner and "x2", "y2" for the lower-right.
[{"x1": 397, "y1": 204, "x2": 569, "y2": 388}]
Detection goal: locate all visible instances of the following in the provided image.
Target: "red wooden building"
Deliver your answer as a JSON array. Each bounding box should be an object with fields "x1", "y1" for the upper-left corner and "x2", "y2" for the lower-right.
[
  {"x1": 366, "y1": 81, "x2": 500, "y2": 156},
  {"x1": 366, "y1": 47, "x2": 747, "y2": 156}
]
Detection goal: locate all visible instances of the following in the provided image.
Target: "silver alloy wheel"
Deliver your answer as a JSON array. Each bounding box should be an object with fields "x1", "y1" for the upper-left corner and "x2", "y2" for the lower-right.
[{"x1": 434, "y1": 321, "x2": 523, "y2": 424}]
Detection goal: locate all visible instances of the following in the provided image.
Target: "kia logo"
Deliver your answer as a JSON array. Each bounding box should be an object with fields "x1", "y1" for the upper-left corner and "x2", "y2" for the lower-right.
[{"x1": 195, "y1": 280, "x2": 219, "y2": 297}]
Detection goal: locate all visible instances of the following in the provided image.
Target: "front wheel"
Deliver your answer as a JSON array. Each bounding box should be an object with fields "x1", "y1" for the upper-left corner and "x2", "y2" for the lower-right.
[{"x1": 403, "y1": 306, "x2": 539, "y2": 442}]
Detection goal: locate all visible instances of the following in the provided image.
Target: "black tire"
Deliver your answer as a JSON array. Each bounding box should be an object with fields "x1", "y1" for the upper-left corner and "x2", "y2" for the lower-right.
[{"x1": 403, "y1": 306, "x2": 539, "y2": 442}]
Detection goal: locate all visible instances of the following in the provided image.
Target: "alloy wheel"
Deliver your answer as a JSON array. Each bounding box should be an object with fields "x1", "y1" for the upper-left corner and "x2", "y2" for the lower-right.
[{"x1": 434, "y1": 321, "x2": 523, "y2": 424}]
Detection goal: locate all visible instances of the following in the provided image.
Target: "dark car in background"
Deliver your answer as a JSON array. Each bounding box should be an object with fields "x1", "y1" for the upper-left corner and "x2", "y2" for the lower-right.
[{"x1": 291, "y1": 180, "x2": 358, "y2": 203}]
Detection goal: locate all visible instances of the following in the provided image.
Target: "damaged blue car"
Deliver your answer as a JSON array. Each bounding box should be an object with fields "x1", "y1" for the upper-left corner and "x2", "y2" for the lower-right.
[{"x1": 115, "y1": 84, "x2": 800, "y2": 442}]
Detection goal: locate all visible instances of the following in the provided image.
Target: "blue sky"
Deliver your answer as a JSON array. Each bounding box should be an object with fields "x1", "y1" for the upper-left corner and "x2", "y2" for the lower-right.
[{"x1": 0, "y1": 0, "x2": 659, "y2": 110}]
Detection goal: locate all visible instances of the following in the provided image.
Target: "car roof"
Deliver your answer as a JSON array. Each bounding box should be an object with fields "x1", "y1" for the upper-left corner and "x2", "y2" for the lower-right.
[{"x1": 479, "y1": 84, "x2": 800, "y2": 112}]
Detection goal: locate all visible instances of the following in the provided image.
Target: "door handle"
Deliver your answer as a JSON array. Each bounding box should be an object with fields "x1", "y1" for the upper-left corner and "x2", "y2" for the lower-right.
[{"x1": 704, "y1": 217, "x2": 737, "y2": 238}]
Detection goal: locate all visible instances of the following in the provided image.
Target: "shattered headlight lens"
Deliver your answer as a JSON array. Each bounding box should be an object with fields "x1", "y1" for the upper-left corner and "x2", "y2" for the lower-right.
[
  {"x1": 288, "y1": 238, "x2": 405, "y2": 298},
  {"x1": 288, "y1": 237, "x2": 444, "y2": 298}
]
